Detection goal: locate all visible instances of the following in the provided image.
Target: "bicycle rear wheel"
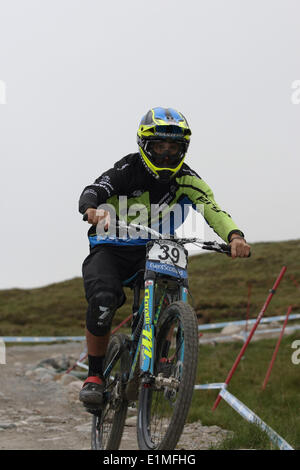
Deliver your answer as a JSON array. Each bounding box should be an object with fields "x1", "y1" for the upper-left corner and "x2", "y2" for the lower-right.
[
  {"x1": 137, "y1": 301, "x2": 198, "y2": 450},
  {"x1": 91, "y1": 333, "x2": 130, "y2": 450}
]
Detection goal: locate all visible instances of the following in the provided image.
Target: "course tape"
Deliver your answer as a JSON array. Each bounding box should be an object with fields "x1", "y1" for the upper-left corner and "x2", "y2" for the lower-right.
[
  {"x1": 76, "y1": 361, "x2": 88, "y2": 370},
  {"x1": 0, "y1": 336, "x2": 85, "y2": 343},
  {"x1": 198, "y1": 313, "x2": 300, "y2": 331},
  {"x1": 199, "y1": 325, "x2": 300, "y2": 344},
  {"x1": 2, "y1": 314, "x2": 300, "y2": 344},
  {"x1": 195, "y1": 383, "x2": 293, "y2": 450},
  {"x1": 217, "y1": 387, "x2": 294, "y2": 450},
  {"x1": 194, "y1": 383, "x2": 226, "y2": 390}
]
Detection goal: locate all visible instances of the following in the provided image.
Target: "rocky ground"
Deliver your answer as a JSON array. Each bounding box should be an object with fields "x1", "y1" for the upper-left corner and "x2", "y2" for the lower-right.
[{"x1": 0, "y1": 342, "x2": 231, "y2": 450}]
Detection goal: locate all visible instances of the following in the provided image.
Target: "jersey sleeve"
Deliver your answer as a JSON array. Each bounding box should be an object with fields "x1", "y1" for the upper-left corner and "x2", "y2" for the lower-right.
[
  {"x1": 177, "y1": 173, "x2": 244, "y2": 242},
  {"x1": 79, "y1": 166, "x2": 125, "y2": 214}
]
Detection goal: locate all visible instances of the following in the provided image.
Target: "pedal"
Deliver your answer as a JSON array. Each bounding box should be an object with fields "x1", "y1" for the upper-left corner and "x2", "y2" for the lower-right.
[{"x1": 155, "y1": 374, "x2": 180, "y2": 391}]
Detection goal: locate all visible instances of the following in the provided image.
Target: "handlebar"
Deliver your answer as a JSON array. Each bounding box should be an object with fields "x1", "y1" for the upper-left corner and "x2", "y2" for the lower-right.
[{"x1": 82, "y1": 213, "x2": 250, "y2": 257}]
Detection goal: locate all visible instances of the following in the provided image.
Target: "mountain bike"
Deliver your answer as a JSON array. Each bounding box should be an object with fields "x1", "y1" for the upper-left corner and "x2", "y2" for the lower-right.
[{"x1": 85, "y1": 221, "x2": 232, "y2": 450}]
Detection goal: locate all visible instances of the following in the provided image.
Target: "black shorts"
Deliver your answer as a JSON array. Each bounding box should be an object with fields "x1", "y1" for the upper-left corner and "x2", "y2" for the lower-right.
[{"x1": 82, "y1": 244, "x2": 147, "y2": 307}]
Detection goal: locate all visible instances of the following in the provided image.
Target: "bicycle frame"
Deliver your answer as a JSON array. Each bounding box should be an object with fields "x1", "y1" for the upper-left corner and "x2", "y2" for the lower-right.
[
  {"x1": 129, "y1": 240, "x2": 189, "y2": 384},
  {"x1": 99, "y1": 223, "x2": 231, "y2": 387}
]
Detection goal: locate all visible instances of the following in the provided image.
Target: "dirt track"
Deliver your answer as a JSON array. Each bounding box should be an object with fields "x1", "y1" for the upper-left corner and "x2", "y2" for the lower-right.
[{"x1": 0, "y1": 342, "x2": 230, "y2": 450}]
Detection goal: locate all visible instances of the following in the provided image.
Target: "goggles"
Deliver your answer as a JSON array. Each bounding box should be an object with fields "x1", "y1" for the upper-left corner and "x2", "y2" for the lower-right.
[{"x1": 144, "y1": 139, "x2": 186, "y2": 169}]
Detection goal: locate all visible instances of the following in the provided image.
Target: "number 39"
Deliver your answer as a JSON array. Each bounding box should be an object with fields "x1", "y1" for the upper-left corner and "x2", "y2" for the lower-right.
[{"x1": 158, "y1": 245, "x2": 180, "y2": 264}]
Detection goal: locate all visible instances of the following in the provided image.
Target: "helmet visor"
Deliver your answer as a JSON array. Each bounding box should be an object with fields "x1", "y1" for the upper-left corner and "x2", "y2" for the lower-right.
[{"x1": 145, "y1": 139, "x2": 186, "y2": 169}]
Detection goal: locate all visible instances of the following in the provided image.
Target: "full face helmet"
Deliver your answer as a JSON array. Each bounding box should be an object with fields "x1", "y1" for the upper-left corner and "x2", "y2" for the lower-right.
[{"x1": 137, "y1": 107, "x2": 191, "y2": 182}]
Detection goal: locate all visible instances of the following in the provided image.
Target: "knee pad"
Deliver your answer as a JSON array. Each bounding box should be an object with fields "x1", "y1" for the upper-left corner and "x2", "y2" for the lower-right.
[{"x1": 86, "y1": 291, "x2": 119, "y2": 336}]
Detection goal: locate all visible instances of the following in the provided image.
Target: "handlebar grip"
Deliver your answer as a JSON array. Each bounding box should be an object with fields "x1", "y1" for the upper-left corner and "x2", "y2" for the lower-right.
[
  {"x1": 83, "y1": 213, "x2": 88, "y2": 222},
  {"x1": 221, "y1": 243, "x2": 251, "y2": 257}
]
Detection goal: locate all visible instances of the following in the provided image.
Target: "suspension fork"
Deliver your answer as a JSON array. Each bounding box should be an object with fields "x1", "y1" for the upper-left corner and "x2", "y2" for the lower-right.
[
  {"x1": 140, "y1": 273, "x2": 156, "y2": 380},
  {"x1": 180, "y1": 278, "x2": 189, "y2": 302}
]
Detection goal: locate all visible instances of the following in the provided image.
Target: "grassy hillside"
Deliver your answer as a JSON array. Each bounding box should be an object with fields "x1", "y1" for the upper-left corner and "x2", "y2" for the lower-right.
[
  {"x1": 0, "y1": 239, "x2": 300, "y2": 337},
  {"x1": 191, "y1": 331, "x2": 300, "y2": 449}
]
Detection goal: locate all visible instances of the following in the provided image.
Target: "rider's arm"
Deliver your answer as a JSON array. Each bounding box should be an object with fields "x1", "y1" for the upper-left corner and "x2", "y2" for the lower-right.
[
  {"x1": 177, "y1": 173, "x2": 244, "y2": 243},
  {"x1": 199, "y1": 180, "x2": 244, "y2": 243},
  {"x1": 79, "y1": 166, "x2": 124, "y2": 215}
]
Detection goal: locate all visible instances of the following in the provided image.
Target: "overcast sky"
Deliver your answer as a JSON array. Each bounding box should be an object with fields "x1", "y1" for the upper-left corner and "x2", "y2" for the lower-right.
[{"x1": 0, "y1": 0, "x2": 299, "y2": 289}]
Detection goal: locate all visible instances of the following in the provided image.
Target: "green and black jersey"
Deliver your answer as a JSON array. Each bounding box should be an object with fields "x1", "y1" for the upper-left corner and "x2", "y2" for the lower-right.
[{"x1": 79, "y1": 152, "x2": 244, "y2": 247}]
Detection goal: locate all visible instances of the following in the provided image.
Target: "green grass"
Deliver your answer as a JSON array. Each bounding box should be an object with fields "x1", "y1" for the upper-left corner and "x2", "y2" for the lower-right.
[
  {"x1": 1, "y1": 239, "x2": 300, "y2": 337},
  {"x1": 188, "y1": 332, "x2": 300, "y2": 449}
]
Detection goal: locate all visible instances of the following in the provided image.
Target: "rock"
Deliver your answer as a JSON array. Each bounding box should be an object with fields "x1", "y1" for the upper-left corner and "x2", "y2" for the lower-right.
[
  {"x1": 24, "y1": 416, "x2": 43, "y2": 424},
  {"x1": 65, "y1": 381, "x2": 83, "y2": 403},
  {"x1": 175, "y1": 421, "x2": 232, "y2": 450},
  {"x1": 40, "y1": 372, "x2": 56, "y2": 384},
  {"x1": 15, "y1": 420, "x2": 32, "y2": 427},
  {"x1": 201, "y1": 425, "x2": 222, "y2": 434},
  {"x1": 55, "y1": 354, "x2": 72, "y2": 370},
  {"x1": 0, "y1": 423, "x2": 17, "y2": 430},
  {"x1": 53, "y1": 373, "x2": 64, "y2": 381},
  {"x1": 36, "y1": 358, "x2": 61, "y2": 370},
  {"x1": 127, "y1": 406, "x2": 137, "y2": 417},
  {"x1": 67, "y1": 381, "x2": 82, "y2": 393},
  {"x1": 16, "y1": 426, "x2": 33, "y2": 433},
  {"x1": 36, "y1": 354, "x2": 73, "y2": 372},
  {"x1": 59, "y1": 374, "x2": 79, "y2": 386},
  {"x1": 45, "y1": 426, "x2": 65, "y2": 433},
  {"x1": 0, "y1": 392, "x2": 9, "y2": 401},
  {"x1": 125, "y1": 416, "x2": 137, "y2": 427},
  {"x1": 25, "y1": 370, "x2": 35, "y2": 378},
  {"x1": 31, "y1": 367, "x2": 48, "y2": 376},
  {"x1": 27, "y1": 367, "x2": 56, "y2": 382},
  {"x1": 19, "y1": 408, "x2": 34, "y2": 415},
  {"x1": 75, "y1": 423, "x2": 91, "y2": 433},
  {"x1": 42, "y1": 416, "x2": 67, "y2": 424},
  {"x1": 37, "y1": 436, "x2": 62, "y2": 442}
]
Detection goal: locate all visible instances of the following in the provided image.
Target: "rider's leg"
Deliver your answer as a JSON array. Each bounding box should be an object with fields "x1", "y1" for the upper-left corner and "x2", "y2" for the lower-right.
[
  {"x1": 85, "y1": 289, "x2": 124, "y2": 378},
  {"x1": 86, "y1": 328, "x2": 110, "y2": 356},
  {"x1": 79, "y1": 291, "x2": 124, "y2": 409},
  {"x1": 85, "y1": 328, "x2": 110, "y2": 377},
  {"x1": 80, "y1": 247, "x2": 125, "y2": 408},
  {"x1": 80, "y1": 245, "x2": 146, "y2": 409}
]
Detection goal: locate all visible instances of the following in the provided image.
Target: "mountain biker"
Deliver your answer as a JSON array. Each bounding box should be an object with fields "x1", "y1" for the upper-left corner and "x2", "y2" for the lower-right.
[{"x1": 78, "y1": 106, "x2": 251, "y2": 411}]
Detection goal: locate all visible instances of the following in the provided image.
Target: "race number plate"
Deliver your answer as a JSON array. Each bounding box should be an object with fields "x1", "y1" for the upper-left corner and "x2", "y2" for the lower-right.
[{"x1": 147, "y1": 241, "x2": 187, "y2": 269}]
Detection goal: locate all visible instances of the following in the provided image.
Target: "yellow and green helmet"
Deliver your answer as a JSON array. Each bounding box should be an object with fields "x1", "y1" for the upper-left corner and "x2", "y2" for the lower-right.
[{"x1": 137, "y1": 107, "x2": 191, "y2": 182}]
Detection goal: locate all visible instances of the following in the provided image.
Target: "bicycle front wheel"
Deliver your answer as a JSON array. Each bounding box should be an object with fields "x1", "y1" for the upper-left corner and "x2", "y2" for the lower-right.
[
  {"x1": 137, "y1": 301, "x2": 198, "y2": 450},
  {"x1": 91, "y1": 333, "x2": 130, "y2": 450}
]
